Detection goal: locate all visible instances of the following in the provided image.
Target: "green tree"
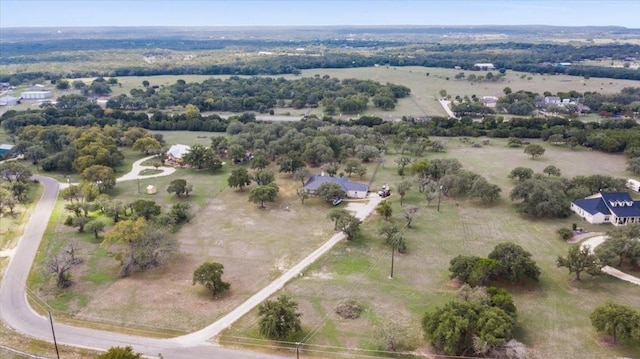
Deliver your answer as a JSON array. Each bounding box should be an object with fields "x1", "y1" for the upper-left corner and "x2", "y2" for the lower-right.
[
  {"x1": 488, "y1": 242, "x2": 541, "y2": 283},
  {"x1": 132, "y1": 137, "x2": 162, "y2": 155},
  {"x1": 192, "y1": 262, "x2": 230, "y2": 297},
  {"x1": 422, "y1": 300, "x2": 514, "y2": 356},
  {"x1": 595, "y1": 226, "x2": 640, "y2": 268},
  {"x1": 627, "y1": 157, "x2": 640, "y2": 176},
  {"x1": 343, "y1": 158, "x2": 361, "y2": 177},
  {"x1": 293, "y1": 167, "x2": 312, "y2": 185},
  {"x1": 168, "y1": 202, "x2": 191, "y2": 224},
  {"x1": 524, "y1": 144, "x2": 545, "y2": 159},
  {"x1": 228, "y1": 168, "x2": 252, "y2": 191},
  {"x1": 543, "y1": 165, "x2": 562, "y2": 177},
  {"x1": 379, "y1": 222, "x2": 405, "y2": 277},
  {"x1": 328, "y1": 208, "x2": 350, "y2": 230},
  {"x1": 96, "y1": 346, "x2": 142, "y2": 359},
  {"x1": 258, "y1": 295, "x2": 302, "y2": 340},
  {"x1": 167, "y1": 179, "x2": 192, "y2": 198},
  {"x1": 376, "y1": 200, "x2": 393, "y2": 220},
  {"x1": 396, "y1": 180, "x2": 412, "y2": 206},
  {"x1": 316, "y1": 182, "x2": 345, "y2": 203},
  {"x1": 394, "y1": 156, "x2": 412, "y2": 175},
  {"x1": 253, "y1": 170, "x2": 275, "y2": 186},
  {"x1": 469, "y1": 178, "x2": 501, "y2": 204},
  {"x1": 249, "y1": 183, "x2": 279, "y2": 208},
  {"x1": 85, "y1": 219, "x2": 106, "y2": 239},
  {"x1": 250, "y1": 150, "x2": 270, "y2": 170},
  {"x1": 81, "y1": 165, "x2": 116, "y2": 193},
  {"x1": 590, "y1": 302, "x2": 640, "y2": 345},
  {"x1": 130, "y1": 199, "x2": 161, "y2": 220},
  {"x1": 104, "y1": 218, "x2": 177, "y2": 277},
  {"x1": 508, "y1": 167, "x2": 534, "y2": 182},
  {"x1": 277, "y1": 155, "x2": 304, "y2": 174},
  {"x1": 336, "y1": 213, "x2": 361, "y2": 240},
  {"x1": 507, "y1": 138, "x2": 522, "y2": 147},
  {"x1": 557, "y1": 245, "x2": 603, "y2": 280}
]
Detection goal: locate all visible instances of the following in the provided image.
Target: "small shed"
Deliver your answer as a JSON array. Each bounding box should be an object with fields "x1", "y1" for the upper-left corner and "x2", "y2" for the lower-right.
[{"x1": 146, "y1": 185, "x2": 157, "y2": 195}]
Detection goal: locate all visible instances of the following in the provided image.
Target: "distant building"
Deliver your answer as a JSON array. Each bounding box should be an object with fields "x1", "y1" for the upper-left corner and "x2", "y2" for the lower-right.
[
  {"x1": 21, "y1": 91, "x2": 52, "y2": 100},
  {"x1": 474, "y1": 63, "x2": 495, "y2": 70},
  {"x1": 0, "y1": 96, "x2": 19, "y2": 106}
]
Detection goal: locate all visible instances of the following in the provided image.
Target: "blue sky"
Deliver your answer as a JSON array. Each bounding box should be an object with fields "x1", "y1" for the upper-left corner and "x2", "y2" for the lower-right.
[{"x1": 0, "y1": 0, "x2": 638, "y2": 28}]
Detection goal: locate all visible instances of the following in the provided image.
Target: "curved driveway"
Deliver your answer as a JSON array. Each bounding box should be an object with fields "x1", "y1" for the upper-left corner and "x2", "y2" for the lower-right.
[{"x1": 0, "y1": 162, "x2": 382, "y2": 357}]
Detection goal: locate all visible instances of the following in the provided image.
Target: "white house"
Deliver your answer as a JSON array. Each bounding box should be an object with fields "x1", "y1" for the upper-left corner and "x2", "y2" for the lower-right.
[
  {"x1": 303, "y1": 174, "x2": 369, "y2": 199},
  {"x1": 627, "y1": 179, "x2": 640, "y2": 192},
  {"x1": 571, "y1": 192, "x2": 640, "y2": 226},
  {"x1": 165, "y1": 144, "x2": 191, "y2": 167}
]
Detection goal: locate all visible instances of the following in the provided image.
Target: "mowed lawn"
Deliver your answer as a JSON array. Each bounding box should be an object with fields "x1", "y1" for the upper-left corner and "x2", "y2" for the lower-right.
[{"x1": 222, "y1": 139, "x2": 640, "y2": 358}]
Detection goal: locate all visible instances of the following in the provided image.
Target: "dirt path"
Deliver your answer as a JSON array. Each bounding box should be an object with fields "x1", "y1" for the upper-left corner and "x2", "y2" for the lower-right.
[{"x1": 580, "y1": 235, "x2": 640, "y2": 286}]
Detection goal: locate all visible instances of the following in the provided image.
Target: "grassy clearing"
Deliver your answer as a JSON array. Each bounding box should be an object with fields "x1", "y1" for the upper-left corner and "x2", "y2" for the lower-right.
[{"x1": 222, "y1": 140, "x2": 640, "y2": 358}]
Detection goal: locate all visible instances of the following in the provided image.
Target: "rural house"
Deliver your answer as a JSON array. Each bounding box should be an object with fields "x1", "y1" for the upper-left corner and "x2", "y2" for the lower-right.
[
  {"x1": 303, "y1": 174, "x2": 369, "y2": 199},
  {"x1": 165, "y1": 144, "x2": 191, "y2": 167},
  {"x1": 571, "y1": 192, "x2": 640, "y2": 226}
]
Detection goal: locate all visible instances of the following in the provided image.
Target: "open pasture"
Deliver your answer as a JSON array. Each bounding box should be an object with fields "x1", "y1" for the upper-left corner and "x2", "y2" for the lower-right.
[{"x1": 222, "y1": 139, "x2": 640, "y2": 358}]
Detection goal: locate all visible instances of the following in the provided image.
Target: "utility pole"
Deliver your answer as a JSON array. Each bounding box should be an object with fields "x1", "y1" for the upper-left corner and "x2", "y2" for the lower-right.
[
  {"x1": 437, "y1": 184, "x2": 443, "y2": 212},
  {"x1": 48, "y1": 311, "x2": 60, "y2": 359}
]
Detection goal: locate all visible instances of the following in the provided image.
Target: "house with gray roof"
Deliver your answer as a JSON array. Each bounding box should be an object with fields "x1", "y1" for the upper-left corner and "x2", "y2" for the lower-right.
[
  {"x1": 571, "y1": 192, "x2": 640, "y2": 226},
  {"x1": 303, "y1": 174, "x2": 369, "y2": 199}
]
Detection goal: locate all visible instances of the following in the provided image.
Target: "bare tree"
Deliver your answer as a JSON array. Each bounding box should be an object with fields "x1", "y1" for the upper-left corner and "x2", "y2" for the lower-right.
[{"x1": 47, "y1": 252, "x2": 74, "y2": 288}]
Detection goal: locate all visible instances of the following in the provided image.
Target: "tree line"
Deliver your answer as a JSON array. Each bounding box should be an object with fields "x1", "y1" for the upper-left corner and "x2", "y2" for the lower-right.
[{"x1": 2, "y1": 42, "x2": 640, "y2": 86}]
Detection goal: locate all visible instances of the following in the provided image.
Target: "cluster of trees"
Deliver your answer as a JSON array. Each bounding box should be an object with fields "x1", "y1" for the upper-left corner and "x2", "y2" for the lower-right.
[
  {"x1": 509, "y1": 168, "x2": 627, "y2": 218},
  {"x1": 0, "y1": 162, "x2": 33, "y2": 215},
  {"x1": 2, "y1": 90, "x2": 639, "y2": 160},
  {"x1": 406, "y1": 157, "x2": 501, "y2": 205},
  {"x1": 449, "y1": 242, "x2": 541, "y2": 286},
  {"x1": 595, "y1": 225, "x2": 640, "y2": 270},
  {"x1": 58, "y1": 180, "x2": 192, "y2": 279},
  {"x1": 422, "y1": 285, "x2": 522, "y2": 357},
  {"x1": 106, "y1": 76, "x2": 410, "y2": 114},
  {"x1": 454, "y1": 71, "x2": 506, "y2": 83}
]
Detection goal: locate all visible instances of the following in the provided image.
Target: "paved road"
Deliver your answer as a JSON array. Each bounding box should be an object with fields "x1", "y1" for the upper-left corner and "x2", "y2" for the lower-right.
[{"x1": 0, "y1": 168, "x2": 383, "y2": 357}]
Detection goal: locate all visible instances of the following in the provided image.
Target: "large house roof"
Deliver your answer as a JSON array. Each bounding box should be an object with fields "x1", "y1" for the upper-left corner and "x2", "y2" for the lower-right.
[
  {"x1": 166, "y1": 144, "x2": 191, "y2": 159},
  {"x1": 303, "y1": 174, "x2": 369, "y2": 193},
  {"x1": 573, "y1": 192, "x2": 640, "y2": 218},
  {"x1": 600, "y1": 192, "x2": 640, "y2": 217},
  {"x1": 573, "y1": 198, "x2": 610, "y2": 216}
]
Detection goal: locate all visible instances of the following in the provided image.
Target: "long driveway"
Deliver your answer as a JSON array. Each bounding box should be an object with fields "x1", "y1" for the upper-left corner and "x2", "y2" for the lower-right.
[{"x1": 0, "y1": 163, "x2": 382, "y2": 358}]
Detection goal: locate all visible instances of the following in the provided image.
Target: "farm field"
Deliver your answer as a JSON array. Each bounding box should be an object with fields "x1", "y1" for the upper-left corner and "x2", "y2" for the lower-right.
[{"x1": 19, "y1": 133, "x2": 640, "y2": 358}]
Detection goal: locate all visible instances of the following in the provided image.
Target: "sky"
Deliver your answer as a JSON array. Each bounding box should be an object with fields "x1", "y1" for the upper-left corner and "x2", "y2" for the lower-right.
[{"x1": 0, "y1": 0, "x2": 638, "y2": 28}]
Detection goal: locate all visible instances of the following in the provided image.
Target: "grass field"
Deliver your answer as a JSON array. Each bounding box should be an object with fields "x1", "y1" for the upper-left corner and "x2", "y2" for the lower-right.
[
  {"x1": 221, "y1": 138, "x2": 640, "y2": 358},
  {"x1": 40, "y1": 65, "x2": 640, "y2": 120}
]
